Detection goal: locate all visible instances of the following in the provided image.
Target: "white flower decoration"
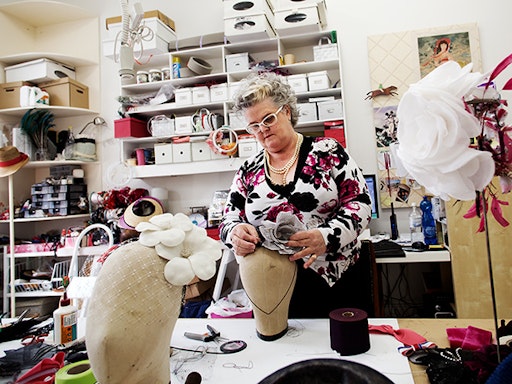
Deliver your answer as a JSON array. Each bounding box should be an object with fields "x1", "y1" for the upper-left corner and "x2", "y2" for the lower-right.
[
  {"x1": 259, "y1": 211, "x2": 306, "y2": 255},
  {"x1": 396, "y1": 61, "x2": 495, "y2": 201},
  {"x1": 136, "y1": 213, "x2": 222, "y2": 286}
]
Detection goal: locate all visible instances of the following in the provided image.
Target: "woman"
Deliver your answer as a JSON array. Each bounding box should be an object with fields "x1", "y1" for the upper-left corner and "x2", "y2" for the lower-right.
[{"x1": 220, "y1": 72, "x2": 372, "y2": 318}]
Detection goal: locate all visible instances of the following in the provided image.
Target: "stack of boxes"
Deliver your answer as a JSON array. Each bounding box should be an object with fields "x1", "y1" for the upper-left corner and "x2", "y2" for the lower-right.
[{"x1": 223, "y1": 0, "x2": 327, "y2": 42}]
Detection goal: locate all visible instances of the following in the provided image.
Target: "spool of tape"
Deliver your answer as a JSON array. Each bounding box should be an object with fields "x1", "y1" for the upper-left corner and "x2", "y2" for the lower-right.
[
  {"x1": 55, "y1": 360, "x2": 96, "y2": 384},
  {"x1": 187, "y1": 56, "x2": 213, "y2": 75}
]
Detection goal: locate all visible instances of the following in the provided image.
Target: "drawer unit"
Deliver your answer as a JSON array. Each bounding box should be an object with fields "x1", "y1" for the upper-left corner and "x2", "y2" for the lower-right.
[{"x1": 172, "y1": 142, "x2": 192, "y2": 163}]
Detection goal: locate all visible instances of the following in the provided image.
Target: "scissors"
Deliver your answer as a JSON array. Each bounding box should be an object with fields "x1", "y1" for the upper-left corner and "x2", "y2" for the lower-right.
[
  {"x1": 184, "y1": 324, "x2": 228, "y2": 343},
  {"x1": 22, "y1": 333, "x2": 49, "y2": 346}
]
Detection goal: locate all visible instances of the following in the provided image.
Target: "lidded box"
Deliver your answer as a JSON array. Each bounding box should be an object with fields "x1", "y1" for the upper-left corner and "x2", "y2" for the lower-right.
[{"x1": 5, "y1": 58, "x2": 75, "y2": 84}]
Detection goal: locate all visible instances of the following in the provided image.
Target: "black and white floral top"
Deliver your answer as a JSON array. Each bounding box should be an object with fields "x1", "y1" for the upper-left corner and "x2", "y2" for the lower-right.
[{"x1": 220, "y1": 136, "x2": 372, "y2": 286}]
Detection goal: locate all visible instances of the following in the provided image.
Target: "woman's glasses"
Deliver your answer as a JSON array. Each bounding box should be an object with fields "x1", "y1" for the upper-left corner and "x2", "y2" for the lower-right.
[{"x1": 245, "y1": 105, "x2": 284, "y2": 134}]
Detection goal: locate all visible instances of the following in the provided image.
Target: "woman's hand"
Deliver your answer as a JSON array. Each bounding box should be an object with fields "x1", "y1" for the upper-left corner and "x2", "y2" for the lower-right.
[
  {"x1": 230, "y1": 223, "x2": 261, "y2": 256},
  {"x1": 287, "y1": 229, "x2": 326, "y2": 268}
]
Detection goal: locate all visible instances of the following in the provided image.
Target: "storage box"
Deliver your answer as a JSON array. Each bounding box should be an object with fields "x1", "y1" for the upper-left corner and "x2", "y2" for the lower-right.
[
  {"x1": 324, "y1": 127, "x2": 346, "y2": 148},
  {"x1": 106, "y1": 10, "x2": 176, "y2": 33},
  {"x1": 228, "y1": 82, "x2": 241, "y2": 100},
  {"x1": 0, "y1": 81, "x2": 34, "y2": 109},
  {"x1": 210, "y1": 83, "x2": 228, "y2": 102},
  {"x1": 223, "y1": 0, "x2": 274, "y2": 21},
  {"x1": 307, "y1": 70, "x2": 330, "y2": 91},
  {"x1": 238, "y1": 136, "x2": 259, "y2": 157},
  {"x1": 175, "y1": 88, "x2": 192, "y2": 105},
  {"x1": 224, "y1": 14, "x2": 276, "y2": 43},
  {"x1": 226, "y1": 52, "x2": 250, "y2": 72},
  {"x1": 229, "y1": 112, "x2": 246, "y2": 129},
  {"x1": 114, "y1": 117, "x2": 149, "y2": 138},
  {"x1": 191, "y1": 141, "x2": 212, "y2": 161},
  {"x1": 313, "y1": 37, "x2": 339, "y2": 61},
  {"x1": 174, "y1": 115, "x2": 194, "y2": 134},
  {"x1": 5, "y1": 58, "x2": 76, "y2": 84},
  {"x1": 185, "y1": 276, "x2": 216, "y2": 300},
  {"x1": 297, "y1": 102, "x2": 318, "y2": 122},
  {"x1": 274, "y1": 2, "x2": 327, "y2": 36},
  {"x1": 287, "y1": 74, "x2": 308, "y2": 93},
  {"x1": 39, "y1": 77, "x2": 89, "y2": 109},
  {"x1": 272, "y1": 0, "x2": 319, "y2": 10},
  {"x1": 154, "y1": 143, "x2": 173, "y2": 164},
  {"x1": 192, "y1": 86, "x2": 210, "y2": 104},
  {"x1": 317, "y1": 99, "x2": 343, "y2": 120},
  {"x1": 172, "y1": 142, "x2": 192, "y2": 163}
]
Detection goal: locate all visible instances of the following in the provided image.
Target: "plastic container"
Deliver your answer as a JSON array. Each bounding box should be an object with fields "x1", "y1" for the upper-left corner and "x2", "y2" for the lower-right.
[
  {"x1": 420, "y1": 196, "x2": 438, "y2": 245},
  {"x1": 161, "y1": 67, "x2": 171, "y2": 80},
  {"x1": 149, "y1": 69, "x2": 162, "y2": 82},
  {"x1": 409, "y1": 202, "x2": 423, "y2": 243},
  {"x1": 136, "y1": 70, "x2": 149, "y2": 84},
  {"x1": 53, "y1": 293, "x2": 78, "y2": 347}
]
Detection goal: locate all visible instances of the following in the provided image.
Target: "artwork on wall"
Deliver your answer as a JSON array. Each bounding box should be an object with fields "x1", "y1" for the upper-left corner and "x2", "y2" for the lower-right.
[{"x1": 367, "y1": 23, "x2": 481, "y2": 209}]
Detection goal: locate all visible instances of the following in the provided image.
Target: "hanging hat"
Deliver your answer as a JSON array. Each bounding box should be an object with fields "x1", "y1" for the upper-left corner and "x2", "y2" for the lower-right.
[
  {"x1": 118, "y1": 196, "x2": 164, "y2": 230},
  {"x1": 0, "y1": 146, "x2": 29, "y2": 177}
]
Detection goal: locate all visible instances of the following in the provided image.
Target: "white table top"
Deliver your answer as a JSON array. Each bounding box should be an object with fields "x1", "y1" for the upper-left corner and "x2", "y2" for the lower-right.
[
  {"x1": 376, "y1": 249, "x2": 451, "y2": 264},
  {"x1": 169, "y1": 317, "x2": 414, "y2": 384}
]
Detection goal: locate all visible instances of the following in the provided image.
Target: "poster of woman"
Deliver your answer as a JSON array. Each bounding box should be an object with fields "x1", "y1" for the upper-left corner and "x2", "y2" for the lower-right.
[{"x1": 418, "y1": 31, "x2": 472, "y2": 78}]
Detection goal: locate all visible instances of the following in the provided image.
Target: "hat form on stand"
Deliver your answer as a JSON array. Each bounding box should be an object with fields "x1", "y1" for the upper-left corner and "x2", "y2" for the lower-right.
[
  {"x1": 118, "y1": 196, "x2": 164, "y2": 229},
  {"x1": 0, "y1": 146, "x2": 29, "y2": 177}
]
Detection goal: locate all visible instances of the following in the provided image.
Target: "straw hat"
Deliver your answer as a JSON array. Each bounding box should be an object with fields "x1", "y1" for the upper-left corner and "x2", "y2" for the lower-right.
[
  {"x1": 118, "y1": 196, "x2": 164, "y2": 230},
  {"x1": 0, "y1": 146, "x2": 29, "y2": 177}
]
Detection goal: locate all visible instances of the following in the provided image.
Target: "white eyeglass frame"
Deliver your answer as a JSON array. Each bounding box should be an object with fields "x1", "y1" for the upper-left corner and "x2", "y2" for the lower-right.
[{"x1": 245, "y1": 105, "x2": 284, "y2": 134}]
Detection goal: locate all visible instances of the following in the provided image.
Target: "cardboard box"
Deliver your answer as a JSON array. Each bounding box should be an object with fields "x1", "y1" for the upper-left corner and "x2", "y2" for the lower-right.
[
  {"x1": 224, "y1": 14, "x2": 276, "y2": 43},
  {"x1": 324, "y1": 127, "x2": 346, "y2": 148},
  {"x1": 226, "y1": 52, "x2": 250, "y2": 72},
  {"x1": 106, "y1": 10, "x2": 176, "y2": 32},
  {"x1": 297, "y1": 102, "x2": 318, "y2": 122},
  {"x1": 114, "y1": 117, "x2": 149, "y2": 138},
  {"x1": 185, "y1": 276, "x2": 216, "y2": 300},
  {"x1": 0, "y1": 81, "x2": 34, "y2": 109},
  {"x1": 274, "y1": 2, "x2": 327, "y2": 36},
  {"x1": 224, "y1": 0, "x2": 274, "y2": 21},
  {"x1": 317, "y1": 99, "x2": 343, "y2": 120},
  {"x1": 154, "y1": 143, "x2": 173, "y2": 164},
  {"x1": 5, "y1": 58, "x2": 76, "y2": 84},
  {"x1": 40, "y1": 78, "x2": 89, "y2": 109}
]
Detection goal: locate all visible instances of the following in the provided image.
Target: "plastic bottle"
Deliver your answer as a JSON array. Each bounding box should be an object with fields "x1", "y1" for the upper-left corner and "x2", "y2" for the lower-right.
[
  {"x1": 420, "y1": 196, "x2": 437, "y2": 245},
  {"x1": 53, "y1": 290, "x2": 78, "y2": 347},
  {"x1": 409, "y1": 202, "x2": 423, "y2": 243},
  {"x1": 172, "y1": 56, "x2": 181, "y2": 79}
]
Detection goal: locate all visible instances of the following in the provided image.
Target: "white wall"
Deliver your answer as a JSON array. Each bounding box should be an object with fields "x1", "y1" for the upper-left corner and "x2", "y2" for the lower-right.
[{"x1": 3, "y1": 0, "x2": 510, "y2": 236}]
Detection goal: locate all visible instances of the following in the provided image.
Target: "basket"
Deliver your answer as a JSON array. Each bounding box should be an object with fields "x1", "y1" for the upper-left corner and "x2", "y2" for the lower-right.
[{"x1": 313, "y1": 37, "x2": 339, "y2": 62}]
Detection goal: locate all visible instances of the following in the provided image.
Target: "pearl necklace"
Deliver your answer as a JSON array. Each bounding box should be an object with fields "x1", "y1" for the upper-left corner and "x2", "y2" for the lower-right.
[{"x1": 265, "y1": 133, "x2": 303, "y2": 185}]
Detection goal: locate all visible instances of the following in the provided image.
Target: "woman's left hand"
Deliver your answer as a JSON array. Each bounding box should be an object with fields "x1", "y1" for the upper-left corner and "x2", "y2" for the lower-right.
[{"x1": 287, "y1": 229, "x2": 326, "y2": 268}]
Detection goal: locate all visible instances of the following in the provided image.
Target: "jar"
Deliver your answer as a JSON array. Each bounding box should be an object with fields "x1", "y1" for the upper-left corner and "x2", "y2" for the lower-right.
[
  {"x1": 136, "y1": 70, "x2": 149, "y2": 84},
  {"x1": 149, "y1": 69, "x2": 162, "y2": 82},
  {"x1": 161, "y1": 67, "x2": 171, "y2": 81}
]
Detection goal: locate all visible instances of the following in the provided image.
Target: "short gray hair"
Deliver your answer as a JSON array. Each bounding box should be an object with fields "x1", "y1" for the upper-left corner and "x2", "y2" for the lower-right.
[{"x1": 232, "y1": 72, "x2": 299, "y2": 127}]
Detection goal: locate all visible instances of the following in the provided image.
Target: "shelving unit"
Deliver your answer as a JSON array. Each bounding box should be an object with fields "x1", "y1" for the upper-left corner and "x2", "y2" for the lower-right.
[
  {"x1": 0, "y1": 1, "x2": 102, "y2": 316},
  {"x1": 118, "y1": 30, "x2": 346, "y2": 180}
]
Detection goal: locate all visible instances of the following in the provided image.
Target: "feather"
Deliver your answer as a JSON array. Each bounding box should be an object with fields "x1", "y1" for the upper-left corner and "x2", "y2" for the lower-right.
[{"x1": 485, "y1": 53, "x2": 512, "y2": 90}]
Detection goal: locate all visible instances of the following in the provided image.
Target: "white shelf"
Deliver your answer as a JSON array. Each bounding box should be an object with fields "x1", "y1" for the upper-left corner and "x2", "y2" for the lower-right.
[
  {"x1": 7, "y1": 291, "x2": 64, "y2": 298},
  {"x1": 131, "y1": 157, "x2": 246, "y2": 178},
  {"x1": 0, "y1": 106, "x2": 98, "y2": 118},
  {"x1": 0, "y1": 214, "x2": 90, "y2": 224},
  {"x1": 0, "y1": 52, "x2": 97, "y2": 67}
]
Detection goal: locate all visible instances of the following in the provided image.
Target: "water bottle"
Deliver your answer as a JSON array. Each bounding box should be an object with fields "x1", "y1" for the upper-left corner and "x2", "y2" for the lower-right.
[
  {"x1": 420, "y1": 196, "x2": 437, "y2": 245},
  {"x1": 408, "y1": 202, "x2": 423, "y2": 243}
]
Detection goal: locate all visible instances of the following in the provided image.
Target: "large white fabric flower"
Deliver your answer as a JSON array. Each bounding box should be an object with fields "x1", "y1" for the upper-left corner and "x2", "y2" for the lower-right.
[
  {"x1": 136, "y1": 213, "x2": 222, "y2": 286},
  {"x1": 397, "y1": 61, "x2": 495, "y2": 201}
]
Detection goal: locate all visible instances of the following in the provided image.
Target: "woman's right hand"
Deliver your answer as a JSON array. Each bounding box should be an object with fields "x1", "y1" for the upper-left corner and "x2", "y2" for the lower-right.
[{"x1": 230, "y1": 223, "x2": 261, "y2": 256}]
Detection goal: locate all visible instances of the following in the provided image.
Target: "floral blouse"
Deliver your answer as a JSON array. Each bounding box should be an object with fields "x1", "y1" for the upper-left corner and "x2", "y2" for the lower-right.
[{"x1": 220, "y1": 136, "x2": 372, "y2": 286}]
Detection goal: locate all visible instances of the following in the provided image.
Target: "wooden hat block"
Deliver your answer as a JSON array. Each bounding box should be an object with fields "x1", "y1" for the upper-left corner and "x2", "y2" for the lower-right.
[{"x1": 239, "y1": 247, "x2": 297, "y2": 341}]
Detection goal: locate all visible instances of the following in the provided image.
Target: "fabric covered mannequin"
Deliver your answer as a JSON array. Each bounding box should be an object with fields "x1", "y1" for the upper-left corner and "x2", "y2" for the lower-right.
[
  {"x1": 239, "y1": 247, "x2": 297, "y2": 341},
  {"x1": 86, "y1": 241, "x2": 182, "y2": 383}
]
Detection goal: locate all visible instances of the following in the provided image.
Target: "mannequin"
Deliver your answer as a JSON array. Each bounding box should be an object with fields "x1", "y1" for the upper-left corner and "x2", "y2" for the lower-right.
[{"x1": 239, "y1": 247, "x2": 297, "y2": 341}]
